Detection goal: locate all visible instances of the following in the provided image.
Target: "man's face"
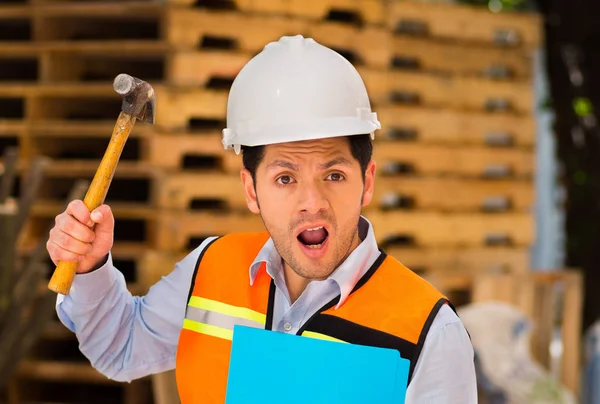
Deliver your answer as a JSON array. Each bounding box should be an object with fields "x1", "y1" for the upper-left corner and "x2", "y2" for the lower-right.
[{"x1": 241, "y1": 137, "x2": 376, "y2": 280}]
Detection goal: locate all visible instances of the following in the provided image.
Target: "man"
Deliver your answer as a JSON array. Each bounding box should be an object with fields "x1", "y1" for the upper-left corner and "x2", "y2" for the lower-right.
[{"x1": 47, "y1": 35, "x2": 477, "y2": 403}]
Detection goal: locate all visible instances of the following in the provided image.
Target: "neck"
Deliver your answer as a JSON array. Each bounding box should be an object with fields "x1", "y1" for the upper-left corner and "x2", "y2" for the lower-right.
[
  {"x1": 283, "y1": 229, "x2": 362, "y2": 304},
  {"x1": 283, "y1": 266, "x2": 312, "y2": 304}
]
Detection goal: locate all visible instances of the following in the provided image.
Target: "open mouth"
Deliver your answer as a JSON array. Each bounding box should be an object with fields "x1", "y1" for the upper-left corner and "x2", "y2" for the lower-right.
[{"x1": 297, "y1": 226, "x2": 329, "y2": 249}]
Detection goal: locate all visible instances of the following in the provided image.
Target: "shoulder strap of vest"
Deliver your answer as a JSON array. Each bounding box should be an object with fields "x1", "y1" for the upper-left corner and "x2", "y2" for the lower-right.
[{"x1": 186, "y1": 237, "x2": 221, "y2": 305}]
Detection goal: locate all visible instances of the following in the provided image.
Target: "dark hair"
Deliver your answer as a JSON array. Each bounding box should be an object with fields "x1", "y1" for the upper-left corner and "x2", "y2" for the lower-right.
[{"x1": 241, "y1": 134, "x2": 373, "y2": 184}]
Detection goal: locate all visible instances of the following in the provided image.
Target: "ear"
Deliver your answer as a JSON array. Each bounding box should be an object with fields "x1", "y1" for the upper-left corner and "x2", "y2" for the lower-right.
[
  {"x1": 240, "y1": 168, "x2": 260, "y2": 214},
  {"x1": 361, "y1": 160, "x2": 377, "y2": 207}
]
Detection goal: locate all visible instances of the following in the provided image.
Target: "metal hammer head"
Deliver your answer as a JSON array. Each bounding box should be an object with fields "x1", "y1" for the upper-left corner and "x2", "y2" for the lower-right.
[{"x1": 113, "y1": 73, "x2": 156, "y2": 124}]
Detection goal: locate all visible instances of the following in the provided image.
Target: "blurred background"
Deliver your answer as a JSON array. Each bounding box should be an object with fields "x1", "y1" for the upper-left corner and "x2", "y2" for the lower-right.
[{"x1": 0, "y1": 0, "x2": 598, "y2": 403}]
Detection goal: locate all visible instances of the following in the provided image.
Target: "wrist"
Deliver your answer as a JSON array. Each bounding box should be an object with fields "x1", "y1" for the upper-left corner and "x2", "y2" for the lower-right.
[{"x1": 77, "y1": 254, "x2": 109, "y2": 274}]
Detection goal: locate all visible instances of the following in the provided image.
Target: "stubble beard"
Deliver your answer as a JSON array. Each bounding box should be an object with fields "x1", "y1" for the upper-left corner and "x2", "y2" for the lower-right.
[{"x1": 260, "y1": 211, "x2": 361, "y2": 281}]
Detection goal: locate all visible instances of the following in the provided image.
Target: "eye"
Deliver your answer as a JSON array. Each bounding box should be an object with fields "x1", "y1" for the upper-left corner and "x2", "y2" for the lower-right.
[
  {"x1": 276, "y1": 175, "x2": 295, "y2": 185},
  {"x1": 326, "y1": 173, "x2": 345, "y2": 181}
]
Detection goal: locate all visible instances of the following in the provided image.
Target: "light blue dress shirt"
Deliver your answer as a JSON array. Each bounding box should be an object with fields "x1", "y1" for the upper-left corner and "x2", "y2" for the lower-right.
[{"x1": 56, "y1": 215, "x2": 477, "y2": 403}]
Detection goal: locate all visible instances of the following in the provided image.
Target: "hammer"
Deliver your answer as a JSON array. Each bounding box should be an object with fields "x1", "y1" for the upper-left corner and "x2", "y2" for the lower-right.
[{"x1": 47, "y1": 74, "x2": 156, "y2": 295}]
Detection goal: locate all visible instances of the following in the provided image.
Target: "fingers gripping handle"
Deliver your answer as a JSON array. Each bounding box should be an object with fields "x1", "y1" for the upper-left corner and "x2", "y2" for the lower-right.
[{"x1": 48, "y1": 112, "x2": 136, "y2": 295}]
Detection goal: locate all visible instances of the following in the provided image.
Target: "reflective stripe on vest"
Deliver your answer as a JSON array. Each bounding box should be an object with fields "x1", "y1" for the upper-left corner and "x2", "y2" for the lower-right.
[
  {"x1": 183, "y1": 296, "x2": 266, "y2": 341},
  {"x1": 183, "y1": 296, "x2": 348, "y2": 344}
]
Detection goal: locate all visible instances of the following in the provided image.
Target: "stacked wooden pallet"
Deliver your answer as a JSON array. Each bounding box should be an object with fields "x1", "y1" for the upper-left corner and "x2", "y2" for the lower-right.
[
  {"x1": 0, "y1": 2, "x2": 162, "y2": 403},
  {"x1": 152, "y1": 0, "x2": 542, "y2": 296}
]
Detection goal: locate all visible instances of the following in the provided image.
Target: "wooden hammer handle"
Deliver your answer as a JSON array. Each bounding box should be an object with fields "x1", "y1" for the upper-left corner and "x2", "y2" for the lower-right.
[{"x1": 48, "y1": 111, "x2": 136, "y2": 295}]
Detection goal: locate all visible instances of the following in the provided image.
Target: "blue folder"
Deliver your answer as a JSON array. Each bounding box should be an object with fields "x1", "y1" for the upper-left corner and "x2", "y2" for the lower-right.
[{"x1": 225, "y1": 325, "x2": 409, "y2": 404}]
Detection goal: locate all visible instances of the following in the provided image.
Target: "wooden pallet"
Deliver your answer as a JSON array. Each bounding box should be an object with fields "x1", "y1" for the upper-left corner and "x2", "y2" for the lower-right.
[
  {"x1": 168, "y1": 51, "x2": 533, "y2": 115},
  {"x1": 166, "y1": 0, "x2": 541, "y2": 47},
  {"x1": 154, "y1": 85, "x2": 534, "y2": 132},
  {"x1": 359, "y1": 68, "x2": 533, "y2": 114},
  {"x1": 386, "y1": 1, "x2": 542, "y2": 48},
  {"x1": 166, "y1": 9, "x2": 533, "y2": 78},
  {"x1": 377, "y1": 105, "x2": 535, "y2": 147},
  {"x1": 148, "y1": 132, "x2": 534, "y2": 178},
  {"x1": 367, "y1": 28, "x2": 533, "y2": 78},
  {"x1": 154, "y1": 171, "x2": 533, "y2": 213},
  {"x1": 154, "y1": 210, "x2": 533, "y2": 251}
]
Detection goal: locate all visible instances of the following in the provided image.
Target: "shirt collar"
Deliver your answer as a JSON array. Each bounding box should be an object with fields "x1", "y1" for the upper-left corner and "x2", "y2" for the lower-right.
[{"x1": 248, "y1": 215, "x2": 380, "y2": 309}]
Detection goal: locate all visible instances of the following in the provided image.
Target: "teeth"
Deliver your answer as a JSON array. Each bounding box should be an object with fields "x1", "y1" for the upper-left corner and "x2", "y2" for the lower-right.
[
  {"x1": 306, "y1": 244, "x2": 323, "y2": 249},
  {"x1": 306, "y1": 226, "x2": 323, "y2": 231}
]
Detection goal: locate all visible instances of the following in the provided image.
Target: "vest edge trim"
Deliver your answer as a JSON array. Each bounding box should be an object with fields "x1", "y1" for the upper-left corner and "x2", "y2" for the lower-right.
[{"x1": 407, "y1": 297, "x2": 449, "y2": 382}]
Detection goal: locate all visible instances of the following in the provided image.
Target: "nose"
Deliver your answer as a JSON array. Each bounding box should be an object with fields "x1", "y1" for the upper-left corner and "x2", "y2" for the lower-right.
[{"x1": 298, "y1": 180, "x2": 330, "y2": 215}]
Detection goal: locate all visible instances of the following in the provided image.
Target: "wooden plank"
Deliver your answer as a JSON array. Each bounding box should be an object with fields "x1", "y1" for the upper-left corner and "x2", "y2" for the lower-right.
[
  {"x1": 387, "y1": 1, "x2": 542, "y2": 48},
  {"x1": 377, "y1": 105, "x2": 535, "y2": 147},
  {"x1": 148, "y1": 132, "x2": 534, "y2": 178},
  {"x1": 167, "y1": 50, "x2": 250, "y2": 87},
  {"x1": 31, "y1": 2, "x2": 162, "y2": 17},
  {"x1": 154, "y1": 171, "x2": 533, "y2": 212},
  {"x1": 0, "y1": 6, "x2": 31, "y2": 19},
  {"x1": 30, "y1": 200, "x2": 154, "y2": 219},
  {"x1": 154, "y1": 210, "x2": 533, "y2": 251},
  {"x1": 42, "y1": 160, "x2": 156, "y2": 177},
  {"x1": 0, "y1": 121, "x2": 26, "y2": 136},
  {"x1": 155, "y1": 88, "x2": 227, "y2": 130},
  {"x1": 167, "y1": 0, "x2": 385, "y2": 24},
  {"x1": 561, "y1": 271, "x2": 583, "y2": 395},
  {"x1": 360, "y1": 68, "x2": 534, "y2": 114},
  {"x1": 0, "y1": 40, "x2": 167, "y2": 55},
  {"x1": 0, "y1": 82, "x2": 118, "y2": 97}
]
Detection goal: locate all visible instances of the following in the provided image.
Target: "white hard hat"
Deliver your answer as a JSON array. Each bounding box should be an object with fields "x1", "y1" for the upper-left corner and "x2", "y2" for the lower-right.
[{"x1": 222, "y1": 35, "x2": 381, "y2": 154}]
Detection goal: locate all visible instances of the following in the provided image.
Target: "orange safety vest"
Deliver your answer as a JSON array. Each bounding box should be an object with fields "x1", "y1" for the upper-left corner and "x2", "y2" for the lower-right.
[{"x1": 175, "y1": 232, "x2": 451, "y2": 403}]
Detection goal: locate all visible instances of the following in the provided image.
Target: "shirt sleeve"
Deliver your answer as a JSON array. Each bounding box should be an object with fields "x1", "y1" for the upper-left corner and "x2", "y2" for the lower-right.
[
  {"x1": 55, "y1": 237, "x2": 218, "y2": 382},
  {"x1": 405, "y1": 304, "x2": 478, "y2": 404}
]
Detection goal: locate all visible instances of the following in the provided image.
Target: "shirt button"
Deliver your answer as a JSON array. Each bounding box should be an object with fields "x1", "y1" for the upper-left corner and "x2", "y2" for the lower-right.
[{"x1": 283, "y1": 322, "x2": 292, "y2": 331}]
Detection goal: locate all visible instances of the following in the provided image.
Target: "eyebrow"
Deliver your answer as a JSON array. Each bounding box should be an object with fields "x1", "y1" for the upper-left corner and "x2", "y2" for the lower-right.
[
  {"x1": 265, "y1": 156, "x2": 353, "y2": 172},
  {"x1": 319, "y1": 157, "x2": 353, "y2": 170},
  {"x1": 266, "y1": 160, "x2": 300, "y2": 172}
]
